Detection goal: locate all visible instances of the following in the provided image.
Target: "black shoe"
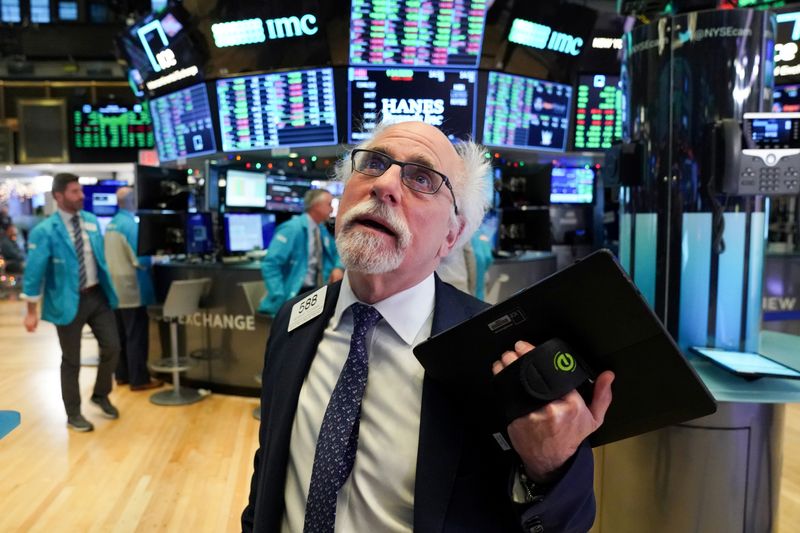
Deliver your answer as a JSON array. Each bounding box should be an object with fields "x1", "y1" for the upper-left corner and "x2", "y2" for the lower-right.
[
  {"x1": 67, "y1": 414, "x2": 94, "y2": 432},
  {"x1": 90, "y1": 396, "x2": 119, "y2": 419}
]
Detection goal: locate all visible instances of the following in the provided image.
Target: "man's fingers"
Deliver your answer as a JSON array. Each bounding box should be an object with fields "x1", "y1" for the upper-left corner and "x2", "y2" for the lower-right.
[
  {"x1": 589, "y1": 371, "x2": 615, "y2": 426},
  {"x1": 514, "y1": 340, "x2": 535, "y2": 355}
]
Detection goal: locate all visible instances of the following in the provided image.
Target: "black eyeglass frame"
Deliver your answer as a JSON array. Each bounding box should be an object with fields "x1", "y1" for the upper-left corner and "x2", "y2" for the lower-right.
[{"x1": 350, "y1": 148, "x2": 459, "y2": 215}]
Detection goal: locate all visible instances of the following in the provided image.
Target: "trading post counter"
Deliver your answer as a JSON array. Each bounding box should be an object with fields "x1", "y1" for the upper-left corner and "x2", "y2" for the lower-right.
[{"x1": 149, "y1": 261, "x2": 269, "y2": 397}]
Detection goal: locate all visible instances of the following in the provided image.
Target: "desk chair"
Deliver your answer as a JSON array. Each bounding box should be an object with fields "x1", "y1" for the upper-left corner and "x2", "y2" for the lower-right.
[
  {"x1": 238, "y1": 280, "x2": 268, "y2": 420},
  {"x1": 149, "y1": 278, "x2": 211, "y2": 406}
]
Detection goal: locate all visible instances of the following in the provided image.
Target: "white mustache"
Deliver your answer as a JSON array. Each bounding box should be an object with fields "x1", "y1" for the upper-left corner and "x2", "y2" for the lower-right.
[{"x1": 338, "y1": 199, "x2": 412, "y2": 249}]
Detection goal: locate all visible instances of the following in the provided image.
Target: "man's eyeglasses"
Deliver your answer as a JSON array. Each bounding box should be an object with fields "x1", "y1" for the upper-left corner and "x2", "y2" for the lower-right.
[{"x1": 350, "y1": 148, "x2": 459, "y2": 215}]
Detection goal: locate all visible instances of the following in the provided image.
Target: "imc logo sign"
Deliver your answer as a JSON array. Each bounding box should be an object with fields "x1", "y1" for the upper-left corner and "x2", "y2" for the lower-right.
[
  {"x1": 212, "y1": 14, "x2": 318, "y2": 48},
  {"x1": 508, "y1": 18, "x2": 584, "y2": 56}
]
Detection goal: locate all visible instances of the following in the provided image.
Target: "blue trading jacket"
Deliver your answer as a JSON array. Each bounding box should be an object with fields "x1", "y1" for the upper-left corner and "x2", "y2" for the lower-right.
[
  {"x1": 258, "y1": 214, "x2": 342, "y2": 316},
  {"x1": 23, "y1": 211, "x2": 118, "y2": 325},
  {"x1": 105, "y1": 209, "x2": 156, "y2": 307}
]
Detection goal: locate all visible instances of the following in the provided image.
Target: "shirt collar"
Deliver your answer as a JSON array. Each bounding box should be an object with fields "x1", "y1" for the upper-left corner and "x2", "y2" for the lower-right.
[
  {"x1": 57, "y1": 207, "x2": 79, "y2": 225},
  {"x1": 333, "y1": 272, "x2": 436, "y2": 346}
]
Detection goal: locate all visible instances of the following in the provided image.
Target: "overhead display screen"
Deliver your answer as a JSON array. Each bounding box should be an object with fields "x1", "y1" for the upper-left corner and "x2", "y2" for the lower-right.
[
  {"x1": 573, "y1": 74, "x2": 622, "y2": 151},
  {"x1": 348, "y1": 67, "x2": 477, "y2": 142},
  {"x1": 349, "y1": 0, "x2": 487, "y2": 68},
  {"x1": 217, "y1": 68, "x2": 338, "y2": 152},
  {"x1": 150, "y1": 83, "x2": 217, "y2": 162},
  {"x1": 70, "y1": 102, "x2": 154, "y2": 162},
  {"x1": 773, "y1": 84, "x2": 800, "y2": 113},
  {"x1": 116, "y1": 4, "x2": 205, "y2": 97},
  {"x1": 482, "y1": 71, "x2": 572, "y2": 152}
]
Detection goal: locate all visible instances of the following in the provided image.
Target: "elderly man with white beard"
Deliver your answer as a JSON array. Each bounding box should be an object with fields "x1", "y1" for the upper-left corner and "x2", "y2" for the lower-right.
[{"x1": 242, "y1": 121, "x2": 615, "y2": 533}]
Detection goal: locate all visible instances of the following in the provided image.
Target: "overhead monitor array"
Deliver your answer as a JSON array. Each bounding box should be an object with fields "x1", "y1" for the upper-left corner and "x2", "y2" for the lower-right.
[
  {"x1": 149, "y1": 83, "x2": 217, "y2": 162},
  {"x1": 70, "y1": 102, "x2": 154, "y2": 162},
  {"x1": 572, "y1": 73, "x2": 622, "y2": 151},
  {"x1": 217, "y1": 67, "x2": 338, "y2": 152},
  {"x1": 349, "y1": 0, "x2": 487, "y2": 68}
]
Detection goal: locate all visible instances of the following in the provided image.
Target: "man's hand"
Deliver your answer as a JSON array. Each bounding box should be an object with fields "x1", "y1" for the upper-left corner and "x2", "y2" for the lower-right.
[
  {"x1": 329, "y1": 268, "x2": 344, "y2": 283},
  {"x1": 24, "y1": 311, "x2": 39, "y2": 333},
  {"x1": 492, "y1": 340, "x2": 614, "y2": 483}
]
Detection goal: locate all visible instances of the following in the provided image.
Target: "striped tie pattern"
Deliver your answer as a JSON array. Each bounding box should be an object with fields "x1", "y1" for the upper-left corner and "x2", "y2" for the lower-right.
[
  {"x1": 71, "y1": 215, "x2": 87, "y2": 290},
  {"x1": 303, "y1": 303, "x2": 383, "y2": 533}
]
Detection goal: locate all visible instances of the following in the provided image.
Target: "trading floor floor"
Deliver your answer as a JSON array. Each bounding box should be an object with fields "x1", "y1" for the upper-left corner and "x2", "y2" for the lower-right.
[{"x1": 0, "y1": 298, "x2": 799, "y2": 532}]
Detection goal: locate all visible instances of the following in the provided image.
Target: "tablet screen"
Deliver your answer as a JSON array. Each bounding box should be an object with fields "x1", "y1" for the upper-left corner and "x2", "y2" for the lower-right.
[{"x1": 692, "y1": 347, "x2": 800, "y2": 378}]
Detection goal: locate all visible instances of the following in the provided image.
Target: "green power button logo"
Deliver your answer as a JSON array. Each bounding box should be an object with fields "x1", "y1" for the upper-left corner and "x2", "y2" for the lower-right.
[{"x1": 554, "y1": 351, "x2": 576, "y2": 372}]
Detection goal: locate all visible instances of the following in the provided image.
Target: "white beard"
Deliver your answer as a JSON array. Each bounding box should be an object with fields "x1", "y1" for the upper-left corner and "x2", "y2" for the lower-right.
[{"x1": 336, "y1": 199, "x2": 412, "y2": 274}]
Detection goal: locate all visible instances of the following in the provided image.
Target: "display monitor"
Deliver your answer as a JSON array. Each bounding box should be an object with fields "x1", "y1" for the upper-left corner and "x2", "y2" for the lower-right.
[
  {"x1": 185, "y1": 212, "x2": 214, "y2": 255},
  {"x1": 349, "y1": 0, "x2": 487, "y2": 68},
  {"x1": 550, "y1": 167, "x2": 595, "y2": 204},
  {"x1": 497, "y1": 164, "x2": 553, "y2": 208},
  {"x1": 498, "y1": 208, "x2": 551, "y2": 252},
  {"x1": 773, "y1": 84, "x2": 800, "y2": 113},
  {"x1": 223, "y1": 213, "x2": 277, "y2": 253},
  {"x1": 348, "y1": 67, "x2": 477, "y2": 142},
  {"x1": 82, "y1": 184, "x2": 120, "y2": 216},
  {"x1": 70, "y1": 102, "x2": 154, "y2": 163},
  {"x1": 135, "y1": 165, "x2": 190, "y2": 211},
  {"x1": 150, "y1": 83, "x2": 217, "y2": 162},
  {"x1": 115, "y1": 3, "x2": 205, "y2": 97},
  {"x1": 572, "y1": 74, "x2": 622, "y2": 151},
  {"x1": 137, "y1": 212, "x2": 186, "y2": 255},
  {"x1": 482, "y1": 71, "x2": 572, "y2": 152},
  {"x1": 225, "y1": 169, "x2": 267, "y2": 208},
  {"x1": 266, "y1": 175, "x2": 311, "y2": 213},
  {"x1": 216, "y1": 68, "x2": 338, "y2": 152}
]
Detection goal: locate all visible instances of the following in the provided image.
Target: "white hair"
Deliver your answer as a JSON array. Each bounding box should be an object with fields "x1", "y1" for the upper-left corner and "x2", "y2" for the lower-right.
[{"x1": 332, "y1": 121, "x2": 492, "y2": 249}]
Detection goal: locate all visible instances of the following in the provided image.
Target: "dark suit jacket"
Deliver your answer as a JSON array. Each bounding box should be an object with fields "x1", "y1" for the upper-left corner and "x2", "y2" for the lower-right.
[{"x1": 242, "y1": 276, "x2": 596, "y2": 532}]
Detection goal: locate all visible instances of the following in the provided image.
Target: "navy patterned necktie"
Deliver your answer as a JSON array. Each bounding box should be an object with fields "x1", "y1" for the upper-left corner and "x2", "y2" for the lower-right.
[
  {"x1": 71, "y1": 215, "x2": 87, "y2": 290},
  {"x1": 303, "y1": 303, "x2": 383, "y2": 533}
]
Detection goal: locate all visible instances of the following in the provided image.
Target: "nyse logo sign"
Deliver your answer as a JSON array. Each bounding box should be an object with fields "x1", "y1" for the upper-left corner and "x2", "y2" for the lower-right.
[
  {"x1": 508, "y1": 18, "x2": 584, "y2": 56},
  {"x1": 212, "y1": 14, "x2": 318, "y2": 48}
]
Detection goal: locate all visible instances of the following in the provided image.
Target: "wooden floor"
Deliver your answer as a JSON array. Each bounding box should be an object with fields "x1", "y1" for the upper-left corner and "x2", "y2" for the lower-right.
[{"x1": 1, "y1": 297, "x2": 799, "y2": 532}]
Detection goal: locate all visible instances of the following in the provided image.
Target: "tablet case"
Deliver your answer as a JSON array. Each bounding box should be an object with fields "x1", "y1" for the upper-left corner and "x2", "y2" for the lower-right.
[{"x1": 414, "y1": 249, "x2": 717, "y2": 447}]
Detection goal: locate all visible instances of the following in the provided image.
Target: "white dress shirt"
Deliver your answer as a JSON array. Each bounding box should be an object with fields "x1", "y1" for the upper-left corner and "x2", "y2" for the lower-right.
[
  {"x1": 282, "y1": 273, "x2": 436, "y2": 533},
  {"x1": 58, "y1": 208, "x2": 99, "y2": 289}
]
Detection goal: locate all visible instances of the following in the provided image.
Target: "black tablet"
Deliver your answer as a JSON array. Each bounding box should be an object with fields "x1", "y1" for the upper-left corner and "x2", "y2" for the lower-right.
[
  {"x1": 690, "y1": 346, "x2": 800, "y2": 380},
  {"x1": 414, "y1": 249, "x2": 717, "y2": 447}
]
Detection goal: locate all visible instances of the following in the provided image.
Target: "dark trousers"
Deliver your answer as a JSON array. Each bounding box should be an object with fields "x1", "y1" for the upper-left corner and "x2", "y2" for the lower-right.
[
  {"x1": 115, "y1": 306, "x2": 151, "y2": 386},
  {"x1": 55, "y1": 287, "x2": 120, "y2": 417}
]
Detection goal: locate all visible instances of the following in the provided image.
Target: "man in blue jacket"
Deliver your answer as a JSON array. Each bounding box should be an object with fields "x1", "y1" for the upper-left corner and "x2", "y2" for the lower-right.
[
  {"x1": 22, "y1": 173, "x2": 121, "y2": 432},
  {"x1": 258, "y1": 189, "x2": 344, "y2": 315},
  {"x1": 104, "y1": 186, "x2": 162, "y2": 391}
]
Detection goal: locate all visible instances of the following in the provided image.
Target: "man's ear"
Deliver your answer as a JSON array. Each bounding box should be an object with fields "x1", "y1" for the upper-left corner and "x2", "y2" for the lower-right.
[{"x1": 438, "y1": 218, "x2": 465, "y2": 258}]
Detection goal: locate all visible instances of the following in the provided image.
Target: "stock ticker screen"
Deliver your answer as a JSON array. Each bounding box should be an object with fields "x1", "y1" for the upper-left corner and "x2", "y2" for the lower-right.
[
  {"x1": 349, "y1": 0, "x2": 487, "y2": 68},
  {"x1": 773, "y1": 84, "x2": 800, "y2": 113},
  {"x1": 572, "y1": 74, "x2": 622, "y2": 151},
  {"x1": 482, "y1": 71, "x2": 572, "y2": 152},
  {"x1": 216, "y1": 68, "x2": 338, "y2": 152},
  {"x1": 348, "y1": 67, "x2": 477, "y2": 142},
  {"x1": 149, "y1": 83, "x2": 217, "y2": 162},
  {"x1": 71, "y1": 102, "x2": 154, "y2": 162}
]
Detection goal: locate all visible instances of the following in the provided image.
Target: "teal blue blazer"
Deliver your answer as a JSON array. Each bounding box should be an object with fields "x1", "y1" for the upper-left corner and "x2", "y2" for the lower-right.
[
  {"x1": 106, "y1": 209, "x2": 156, "y2": 307},
  {"x1": 258, "y1": 214, "x2": 342, "y2": 316},
  {"x1": 23, "y1": 211, "x2": 118, "y2": 325}
]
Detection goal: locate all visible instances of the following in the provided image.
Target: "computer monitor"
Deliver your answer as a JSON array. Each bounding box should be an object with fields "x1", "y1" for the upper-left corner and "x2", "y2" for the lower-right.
[
  {"x1": 572, "y1": 73, "x2": 622, "y2": 151},
  {"x1": 225, "y1": 169, "x2": 267, "y2": 209},
  {"x1": 135, "y1": 165, "x2": 190, "y2": 211},
  {"x1": 137, "y1": 212, "x2": 185, "y2": 255},
  {"x1": 773, "y1": 84, "x2": 800, "y2": 113},
  {"x1": 550, "y1": 167, "x2": 595, "y2": 204},
  {"x1": 222, "y1": 213, "x2": 277, "y2": 253},
  {"x1": 149, "y1": 83, "x2": 217, "y2": 162},
  {"x1": 497, "y1": 164, "x2": 553, "y2": 208},
  {"x1": 349, "y1": 0, "x2": 487, "y2": 68},
  {"x1": 185, "y1": 212, "x2": 214, "y2": 255},
  {"x1": 216, "y1": 68, "x2": 338, "y2": 152},
  {"x1": 498, "y1": 208, "x2": 551, "y2": 252},
  {"x1": 265, "y1": 175, "x2": 311, "y2": 213},
  {"x1": 348, "y1": 67, "x2": 477, "y2": 143},
  {"x1": 482, "y1": 71, "x2": 572, "y2": 152},
  {"x1": 82, "y1": 184, "x2": 120, "y2": 216},
  {"x1": 70, "y1": 102, "x2": 154, "y2": 163}
]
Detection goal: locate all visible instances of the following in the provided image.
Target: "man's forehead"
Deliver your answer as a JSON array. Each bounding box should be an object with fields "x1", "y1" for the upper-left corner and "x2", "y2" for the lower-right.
[{"x1": 370, "y1": 123, "x2": 460, "y2": 172}]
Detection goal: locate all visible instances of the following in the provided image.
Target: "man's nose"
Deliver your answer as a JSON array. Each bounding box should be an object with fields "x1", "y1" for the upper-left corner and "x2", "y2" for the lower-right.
[{"x1": 370, "y1": 164, "x2": 403, "y2": 206}]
